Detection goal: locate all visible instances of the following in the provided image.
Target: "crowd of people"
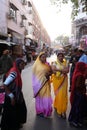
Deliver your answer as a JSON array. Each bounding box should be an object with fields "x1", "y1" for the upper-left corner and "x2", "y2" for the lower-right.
[
  {"x1": 0, "y1": 47, "x2": 87, "y2": 129},
  {"x1": 32, "y1": 48, "x2": 87, "y2": 128}
]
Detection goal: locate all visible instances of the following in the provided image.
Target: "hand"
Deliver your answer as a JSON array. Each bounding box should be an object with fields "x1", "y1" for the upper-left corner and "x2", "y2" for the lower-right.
[
  {"x1": 62, "y1": 67, "x2": 69, "y2": 74},
  {"x1": 10, "y1": 98, "x2": 15, "y2": 106},
  {"x1": 8, "y1": 93, "x2": 15, "y2": 106}
]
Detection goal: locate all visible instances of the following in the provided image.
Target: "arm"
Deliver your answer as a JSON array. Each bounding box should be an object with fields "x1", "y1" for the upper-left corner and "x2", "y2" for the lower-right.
[
  {"x1": 3, "y1": 72, "x2": 17, "y2": 105},
  {"x1": 51, "y1": 62, "x2": 62, "y2": 74},
  {"x1": 62, "y1": 65, "x2": 69, "y2": 74},
  {"x1": 45, "y1": 64, "x2": 53, "y2": 79}
]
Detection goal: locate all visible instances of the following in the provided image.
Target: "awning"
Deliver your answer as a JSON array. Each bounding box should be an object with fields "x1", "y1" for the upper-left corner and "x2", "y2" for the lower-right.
[
  {"x1": 0, "y1": 40, "x2": 17, "y2": 46},
  {"x1": 9, "y1": 42, "x2": 17, "y2": 46},
  {"x1": 0, "y1": 40, "x2": 11, "y2": 46}
]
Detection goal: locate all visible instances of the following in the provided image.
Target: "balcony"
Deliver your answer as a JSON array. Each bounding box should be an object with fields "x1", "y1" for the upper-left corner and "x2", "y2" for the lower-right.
[
  {"x1": 21, "y1": 0, "x2": 27, "y2": 5},
  {"x1": 21, "y1": 14, "x2": 27, "y2": 20},
  {"x1": 7, "y1": 9, "x2": 15, "y2": 19},
  {"x1": 24, "y1": 29, "x2": 28, "y2": 35},
  {"x1": 75, "y1": 18, "x2": 87, "y2": 27},
  {"x1": 20, "y1": 21, "x2": 25, "y2": 27}
]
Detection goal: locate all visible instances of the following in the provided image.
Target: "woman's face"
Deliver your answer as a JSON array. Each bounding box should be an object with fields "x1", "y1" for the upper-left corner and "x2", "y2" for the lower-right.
[
  {"x1": 57, "y1": 53, "x2": 64, "y2": 62},
  {"x1": 19, "y1": 61, "x2": 25, "y2": 71},
  {"x1": 40, "y1": 54, "x2": 46, "y2": 63}
]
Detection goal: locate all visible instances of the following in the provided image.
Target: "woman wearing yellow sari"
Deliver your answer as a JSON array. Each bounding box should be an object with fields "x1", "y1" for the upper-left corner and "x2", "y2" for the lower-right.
[
  {"x1": 32, "y1": 52, "x2": 53, "y2": 118},
  {"x1": 51, "y1": 51, "x2": 69, "y2": 118}
]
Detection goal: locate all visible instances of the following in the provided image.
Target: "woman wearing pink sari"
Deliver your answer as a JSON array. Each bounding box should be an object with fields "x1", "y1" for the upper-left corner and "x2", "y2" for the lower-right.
[{"x1": 32, "y1": 52, "x2": 52, "y2": 118}]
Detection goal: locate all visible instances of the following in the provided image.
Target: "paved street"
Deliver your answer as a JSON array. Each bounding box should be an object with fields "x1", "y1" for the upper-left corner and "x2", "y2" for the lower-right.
[
  {"x1": 20, "y1": 60, "x2": 87, "y2": 130},
  {"x1": 0, "y1": 59, "x2": 87, "y2": 130}
]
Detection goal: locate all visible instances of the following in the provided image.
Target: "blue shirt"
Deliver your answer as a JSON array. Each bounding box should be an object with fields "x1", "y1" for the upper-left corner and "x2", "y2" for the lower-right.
[{"x1": 79, "y1": 54, "x2": 87, "y2": 64}]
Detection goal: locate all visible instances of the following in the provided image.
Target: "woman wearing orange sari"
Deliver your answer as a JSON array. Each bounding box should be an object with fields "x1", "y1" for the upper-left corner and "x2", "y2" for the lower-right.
[
  {"x1": 51, "y1": 52, "x2": 69, "y2": 118},
  {"x1": 32, "y1": 52, "x2": 53, "y2": 118}
]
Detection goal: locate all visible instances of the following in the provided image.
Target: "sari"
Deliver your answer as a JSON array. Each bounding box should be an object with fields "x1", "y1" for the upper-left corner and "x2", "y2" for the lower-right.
[
  {"x1": 68, "y1": 62, "x2": 87, "y2": 126},
  {"x1": 52, "y1": 58, "x2": 68, "y2": 116},
  {"x1": 32, "y1": 52, "x2": 52, "y2": 117},
  {"x1": 1, "y1": 59, "x2": 27, "y2": 130}
]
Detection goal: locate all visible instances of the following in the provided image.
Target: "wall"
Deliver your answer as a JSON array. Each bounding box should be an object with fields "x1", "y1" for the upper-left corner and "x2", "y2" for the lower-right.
[{"x1": 0, "y1": 0, "x2": 7, "y2": 35}]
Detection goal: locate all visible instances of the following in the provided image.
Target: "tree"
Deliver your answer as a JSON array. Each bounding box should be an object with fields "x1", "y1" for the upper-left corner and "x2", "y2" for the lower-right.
[
  {"x1": 50, "y1": 0, "x2": 87, "y2": 19},
  {"x1": 55, "y1": 35, "x2": 69, "y2": 46},
  {"x1": 50, "y1": 0, "x2": 78, "y2": 6}
]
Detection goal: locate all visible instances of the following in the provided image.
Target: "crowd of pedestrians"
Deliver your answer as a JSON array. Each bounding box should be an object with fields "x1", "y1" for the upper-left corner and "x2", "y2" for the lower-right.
[
  {"x1": 32, "y1": 48, "x2": 87, "y2": 128},
  {"x1": 0, "y1": 47, "x2": 87, "y2": 129}
]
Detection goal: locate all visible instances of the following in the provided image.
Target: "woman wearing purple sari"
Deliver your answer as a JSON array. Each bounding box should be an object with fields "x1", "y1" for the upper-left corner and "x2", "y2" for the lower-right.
[{"x1": 32, "y1": 52, "x2": 52, "y2": 118}]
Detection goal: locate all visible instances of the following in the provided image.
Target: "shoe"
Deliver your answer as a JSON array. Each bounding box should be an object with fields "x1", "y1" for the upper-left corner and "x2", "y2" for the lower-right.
[
  {"x1": 70, "y1": 121, "x2": 78, "y2": 127},
  {"x1": 18, "y1": 124, "x2": 23, "y2": 129},
  {"x1": 44, "y1": 115, "x2": 52, "y2": 119},
  {"x1": 57, "y1": 113, "x2": 62, "y2": 118},
  {"x1": 61, "y1": 113, "x2": 66, "y2": 119},
  {"x1": 37, "y1": 113, "x2": 44, "y2": 117},
  {"x1": 78, "y1": 123, "x2": 83, "y2": 127}
]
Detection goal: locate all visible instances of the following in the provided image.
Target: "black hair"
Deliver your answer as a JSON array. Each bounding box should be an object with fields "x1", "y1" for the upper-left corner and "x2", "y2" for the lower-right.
[{"x1": 78, "y1": 49, "x2": 84, "y2": 53}]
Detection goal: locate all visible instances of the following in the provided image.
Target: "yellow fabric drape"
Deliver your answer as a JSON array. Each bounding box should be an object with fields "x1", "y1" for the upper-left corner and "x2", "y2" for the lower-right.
[
  {"x1": 52, "y1": 59, "x2": 68, "y2": 115},
  {"x1": 32, "y1": 52, "x2": 51, "y2": 97}
]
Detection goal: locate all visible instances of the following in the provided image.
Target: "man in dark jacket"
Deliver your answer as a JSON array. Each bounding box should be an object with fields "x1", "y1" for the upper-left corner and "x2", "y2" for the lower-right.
[{"x1": 69, "y1": 48, "x2": 84, "y2": 92}]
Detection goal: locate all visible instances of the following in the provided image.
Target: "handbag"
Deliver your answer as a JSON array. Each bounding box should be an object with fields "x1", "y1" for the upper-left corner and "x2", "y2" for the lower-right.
[{"x1": 0, "y1": 87, "x2": 5, "y2": 104}]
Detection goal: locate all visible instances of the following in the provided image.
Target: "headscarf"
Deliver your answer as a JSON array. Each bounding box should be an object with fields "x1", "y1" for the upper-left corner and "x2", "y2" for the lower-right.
[
  {"x1": 32, "y1": 51, "x2": 51, "y2": 97},
  {"x1": 15, "y1": 58, "x2": 25, "y2": 73},
  {"x1": 57, "y1": 51, "x2": 64, "y2": 57},
  {"x1": 16, "y1": 58, "x2": 24, "y2": 66},
  {"x1": 33, "y1": 51, "x2": 46, "y2": 66},
  {"x1": 70, "y1": 62, "x2": 86, "y2": 105},
  {"x1": 6, "y1": 58, "x2": 24, "y2": 88}
]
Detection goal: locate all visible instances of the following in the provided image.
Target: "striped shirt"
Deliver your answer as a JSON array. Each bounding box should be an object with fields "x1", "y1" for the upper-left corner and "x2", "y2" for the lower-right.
[{"x1": 4, "y1": 71, "x2": 17, "y2": 86}]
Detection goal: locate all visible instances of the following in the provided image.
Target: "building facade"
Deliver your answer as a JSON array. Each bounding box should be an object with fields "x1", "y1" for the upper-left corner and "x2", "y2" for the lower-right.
[
  {"x1": 71, "y1": 0, "x2": 87, "y2": 49},
  {"x1": 0, "y1": 0, "x2": 51, "y2": 52}
]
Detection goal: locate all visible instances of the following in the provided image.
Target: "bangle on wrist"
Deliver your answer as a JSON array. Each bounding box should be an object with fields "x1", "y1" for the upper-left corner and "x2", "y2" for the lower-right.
[{"x1": 8, "y1": 93, "x2": 14, "y2": 99}]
